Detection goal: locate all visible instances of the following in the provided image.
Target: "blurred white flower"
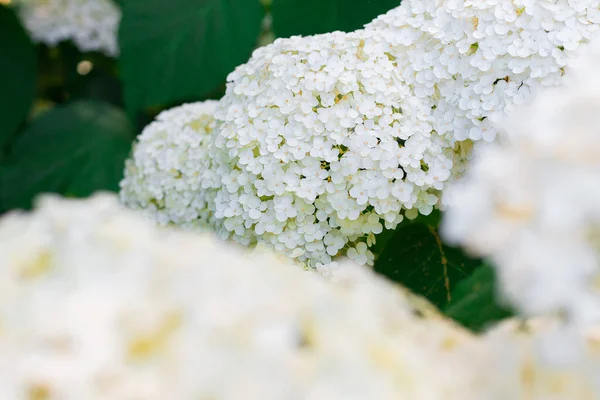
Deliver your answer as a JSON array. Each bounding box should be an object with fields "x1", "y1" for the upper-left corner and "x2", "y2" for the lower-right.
[
  {"x1": 0, "y1": 193, "x2": 476, "y2": 399},
  {"x1": 13, "y1": 0, "x2": 120, "y2": 56},
  {"x1": 442, "y1": 37, "x2": 600, "y2": 331},
  {"x1": 472, "y1": 318, "x2": 600, "y2": 400},
  {"x1": 1, "y1": 194, "x2": 600, "y2": 398}
]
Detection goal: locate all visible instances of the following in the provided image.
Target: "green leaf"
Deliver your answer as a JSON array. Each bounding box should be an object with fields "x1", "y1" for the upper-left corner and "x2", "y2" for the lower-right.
[
  {"x1": 0, "y1": 5, "x2": 36, "y2": 150},
  {"x1": 372, "y1": 210, "x2": 441, "y2": 257},
  {"x1": 119, "y1": 0, "x2": 264, "y2": 112},
  {"x1": 0, "y1": 101, "x2": 134, "y2": 212},
  {"x1": 271, "y1": 0, "x2": 399, "y2": 37},
  {"x1": 374, "y1": 213, "x2": 479, "y2": 309},
  {"x1": 444, "y1": 263, "x2": 514, "y2": 332}
]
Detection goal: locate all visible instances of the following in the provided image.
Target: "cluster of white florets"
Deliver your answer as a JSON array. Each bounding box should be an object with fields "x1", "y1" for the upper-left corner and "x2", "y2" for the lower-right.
[
  {"x1": 120, "y1": 0, "x2": 600, "y2": 269},
  {"x1": 366, "y1": 0, "x2": 600, "y2": 144},
  {"x1": 121, "y1": 30, "x2": 453, "y2": 267},
  {"x1": 204, "y1": 29, "x2": 454, "y2": 268},
  {"x1": 442, "y1": 37, "x2": 600, "y2": 333},
  {"x1": 0, "y1": 193, "x2": 477, "y2": 399},
  {"x1": 120, "y1": 101, "x2": 219, "y2": 231},
  {"x1": 13, "y1": 0, "x2": 120, "y2": 56}
]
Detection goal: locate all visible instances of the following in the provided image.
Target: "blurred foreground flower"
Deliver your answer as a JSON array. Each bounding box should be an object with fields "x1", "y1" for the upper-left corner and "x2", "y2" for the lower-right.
[
  {"x1": 12, "y1": 0, "x2": 120, "y2": 56},
  {"x1": 0, "y1": 193, "x2": 474, "y2": 399},
  {"x1": 443, "y1": 36, "x2": 600, "y2": 334},
  {"x1": 1, "y1": 194, "x2": 599, "y2": 398},
  {"x1": 471, "y1": 317, "x2": 600, "y2": 400}
]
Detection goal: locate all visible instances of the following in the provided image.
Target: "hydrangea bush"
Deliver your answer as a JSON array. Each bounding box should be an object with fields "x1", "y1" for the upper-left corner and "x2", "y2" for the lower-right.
[{"x1": 121, "y1": 0, "x2": 600, "y2": 269}]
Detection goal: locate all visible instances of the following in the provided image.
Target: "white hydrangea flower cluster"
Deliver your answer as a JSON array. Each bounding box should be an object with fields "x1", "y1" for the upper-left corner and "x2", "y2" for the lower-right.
[
  {"x1": 121, "y1": 0, "x2": 600, "y2": 269},
  {"x1": 0, "y1": 193, "x2": 478, "y2": 399},
  {"x1": 366, "y1": 0, "x2": 600, "y2": 144},
  {"x1": 442, "y1": 37, "x2": 600, "y2": 332},
  {"x1": 120, "y1": 101, "x2": 219, "y2": 231},
  {"x1": 13, "y1": 0, "x2": 120, "y2": 56},
  {"x1": 203, "y1": 29, "x2": 453, "y2": 268}
]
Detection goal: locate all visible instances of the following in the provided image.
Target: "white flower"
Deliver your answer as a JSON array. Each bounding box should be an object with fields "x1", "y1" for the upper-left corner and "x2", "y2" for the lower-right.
[
  {"x1": 119, "y1": 101, "x2": 219, "y2": 231},
  {"x1": 442, "y1": 37, "x2": 600, "y2": 330},
  {"x1": 12, "y1": 0, "x2": 120, "y2": 56},
  {"x1": 0, "y1": 193, "x2": 476, "y2": 399},
  {"x1": 366, "y1": 0, "x2": 600, "y2": 145},
  {"x1": 201, "y1": 29, "x2": 458, "y2": 268}
]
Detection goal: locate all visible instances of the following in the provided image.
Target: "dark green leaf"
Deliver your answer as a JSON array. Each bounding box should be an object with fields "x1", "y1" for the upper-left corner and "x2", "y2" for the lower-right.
[
  {"x1": 272, "y1": 0, "x2": 399, "y2": 37},
  {"x1": 0, "y1": 5, "x2": 36, "y2": 150},
  {"x1": 372, "y1": 210, "x2": 441, "y2": 257},
  {"x1": 0, "y1": 101, "x2": 134, "y2": 212},
  {"x1": 374, "y1": 213, "x2": 479, "y2": 309},
  {"x1": 444, "y1": 263, "x2": 514, "y2": 332},
  {"x1": 119, "y1": 0, "x2": 264, "y2": 112},
  {"x1": 68, "y1": 73, "x2": 124, "y2": 108}
]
